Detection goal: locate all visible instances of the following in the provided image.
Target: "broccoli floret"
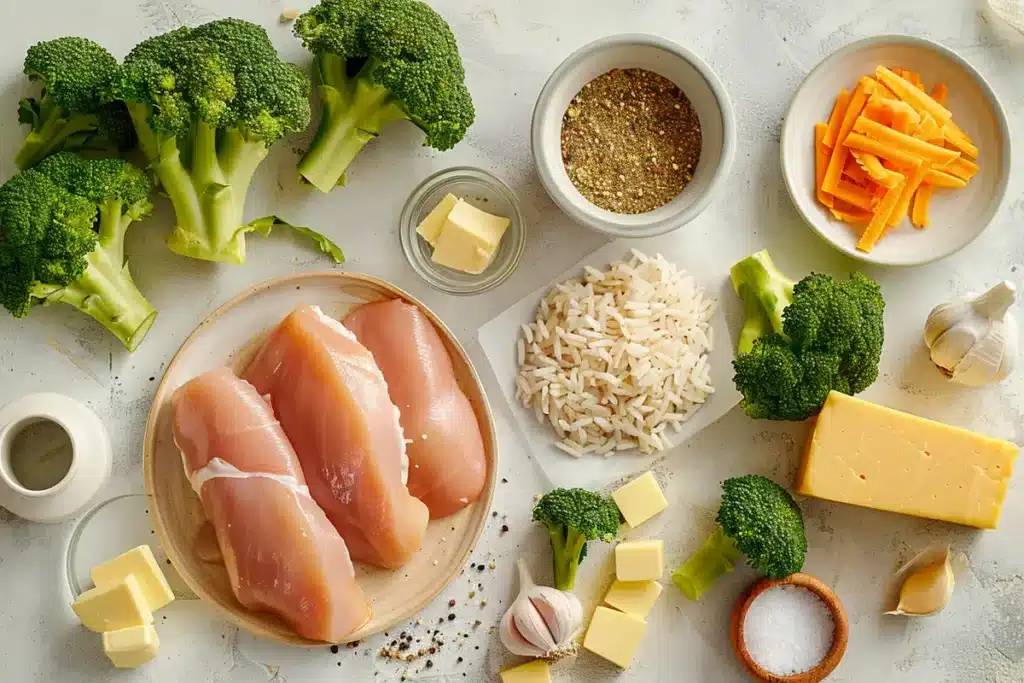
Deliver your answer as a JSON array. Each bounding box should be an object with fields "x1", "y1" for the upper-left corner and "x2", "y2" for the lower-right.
[
  {"x1": 730, "y1": 249, "x2": 885, "y2": 421},
  {"x1": 15, "y1": 37, "x2": 136, "y2": 170},
  {"x1": 0, "y1": 153, "x2": 156, "y2": 350},
  {"x1": 108, "y1": 19, "x2": 341, "y2": 264},
  {"x1": 672, "y1": 475, "x2": 806, "y2": 600},
  {"x1": 532, "y1": 488, "x2": 621, "y2": 591},
  {"x1": 294, "y1": 0, "x2": 475, "y2": 192}
]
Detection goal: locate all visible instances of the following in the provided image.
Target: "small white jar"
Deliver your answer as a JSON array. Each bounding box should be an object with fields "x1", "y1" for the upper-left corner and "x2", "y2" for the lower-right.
[{"x1": 0, "y1": 393, "x2": 112, "y2": 523}]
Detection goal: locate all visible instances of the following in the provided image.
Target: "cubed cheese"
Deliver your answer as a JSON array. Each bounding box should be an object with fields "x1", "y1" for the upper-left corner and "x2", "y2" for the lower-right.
[
  {"x1": 429, "y1": 199, "x2": 510, "y2": 275},
  {"x1": 415, "y1": 193, "x2": 459, "y2": 247},
  {"x1": 498, "y1": 659, "x2": 551, "y2": 683},
  {"x1": 103, "y1": 625, "x2": 160, "y2": 669},
  {"x1": 603, "y1": 580, "x2": 663, "y2": 620},
  {"x1": 612, "y1": 471, "x2": 668, "y2": 528},
  {"x1": 583, "y1": 606, "x2": 647, "y2": 668},
  {"x1": 798, "y1": 391, "x2": 1018, "y2": 528},
  {"x1": 72, "y1": 575, "x2": 153, "y2": 633},
  {"x1": 91, "y1": 545, "x2": 174, "y2": 612},
  {"x1": 615, "y1": 540, "x2": 664, "y2": 582}
]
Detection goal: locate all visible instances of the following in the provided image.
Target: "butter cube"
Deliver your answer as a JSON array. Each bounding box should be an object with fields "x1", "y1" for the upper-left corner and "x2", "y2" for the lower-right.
[
  {"x1": 430, "y1": 199, "x2": 511, "y2": 275},
  {"x1": 498, "y1": 659, "x2": 551, "y2": 683},
  {"x1": 72, "y1": 575, "x2": 153, "y2": 633},
  {"x1": 615, "y1": 540, "x2": 663, "y2": 582},
  {"x1": 103, "y1": 625, "x2": 160, "y2": 669},
  {"x1": 604, "y1": 580, "x2": 663, "y2": 620},
  {"x1": 612, "y1": 471, "x2": 668, "y2": 528},
  {"x1": 583, "y1": 606, "x2": 647, "y2": 668},
  {"x1": 415, "y1": 193, "x2": 459, "y2": 247},
  {"x1": 91, "y1": 545, "x2": 174, "y2": 612}
]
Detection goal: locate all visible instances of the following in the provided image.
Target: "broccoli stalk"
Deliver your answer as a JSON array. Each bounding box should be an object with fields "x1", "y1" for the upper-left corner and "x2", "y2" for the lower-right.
[
  {"x1": 730, "y1": 250, "x2": 885, "y2": 420},
  {"x1": 15, "y1": 37, "x2": 135, "y2": 170},
  {"x1": 672, "y1": 475, "x2": 806, "y2": 600},
  {"x1": 533, "y1": 488, "x2": 621, "y2": 591},
  {"x1": 1, "y1": 153, "x2": 157, "y2": 351},
  {"x1": 294, "y1": 0, "x2": 476, "y2": 193}
]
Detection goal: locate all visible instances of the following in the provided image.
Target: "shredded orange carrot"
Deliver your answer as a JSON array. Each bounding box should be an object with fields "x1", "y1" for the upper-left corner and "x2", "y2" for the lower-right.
[
  {"x1": 853, "y1": 116, "x2": 960, "y2": 165},
  {"x1": 923, "y1": 168, "x2": 968, "y2": 189},
  {"x1": 911, "y1": 185, "x2": 934, "y2": 228},
  {"x1": 875, "y1": 66, "x2": 952, "y2": 125},
  {"x1": 822, "y1": 77, "x2": 874, "y2": 194},
  {"x1": 892, "y1": 109, "x2": 916, "y2": 134},
  {"x1": 888, "y1": 162, "x2": 930, "y2": 227},
  {"x1": 904, "y1": 71, "x2": 923, "y2": 89},
  {"x1": 823, "y1": 90, "x2": 851, "y2": 148},
  {"x1": 845, "y1": 132, "x2": 923, "y2": 169},
  {"x1": 944, "y1": 157, "x2": 980, "y2": 180},
  {"x1": 858, "y1": 180, "x2": 905, "y2": 252},
  {"x1": 943, "y1": 122, "x2": 979, "y2": 159},
  {"x1": 814, "y1": 123, "x2": 834, "y2": 208},
  {"x1": 850, "y1": 150, "x2": 904, "y2": 188},
  {"x1": 833, "y1": 179, "x2": 878, "y2": 211},
  {"x1": 843, "y1": 157, "x2": 872, "y2": 186},
  {"x1": 831, "y1": 207, "x2": 873, "y2": 223},
  {"x1": 930, "y1": 83, "x2": 948, "y2": 106},
  {"x1": 861, "y1": 97, "x2": 894, "y2": 127}
]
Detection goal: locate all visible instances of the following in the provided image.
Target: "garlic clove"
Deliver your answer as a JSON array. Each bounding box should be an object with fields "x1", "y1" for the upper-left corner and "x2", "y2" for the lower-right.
[
  {"x1": 972, "y1": 281, "x2": 1017, "y2": 320},
  {"x1": 500, "y1": 558, "x2": 583, "y2": 660},
  {"x1": 924, "y1": 299, "x2": 971, "y2": 353},
  {"x1": 929, "y1": 322, "x2": 983, "y2": 374},
  {"x1": 884, "y1": 544, "x2": 965, "y2": 617},
  {"x1": 951, "y1": 322, "x2": 1010, "y2": 386},
  {"x1": 531, "y1": 586, "x2": 583, "y2": 645},
  {"x1": 499, "y1": 608, "x2": 548, "y2": 658}
]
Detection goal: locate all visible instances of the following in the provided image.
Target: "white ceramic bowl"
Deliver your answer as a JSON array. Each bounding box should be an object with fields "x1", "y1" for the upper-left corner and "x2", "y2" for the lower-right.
[
  {"x1": 781, "y1": 35, "x2": 1011, "y2": 266},
  {"x1": 532, "y1": 34, "x2": 736, "y2": 238}
]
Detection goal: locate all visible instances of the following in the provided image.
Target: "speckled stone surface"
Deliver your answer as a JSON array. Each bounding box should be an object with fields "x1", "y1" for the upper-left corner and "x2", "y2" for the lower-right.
[{"x1": 1, "y1": 1, "x2": 1023, "y2": 681}]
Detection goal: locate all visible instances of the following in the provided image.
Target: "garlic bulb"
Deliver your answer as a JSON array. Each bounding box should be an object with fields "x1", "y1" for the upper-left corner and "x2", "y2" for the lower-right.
[
  {"x1": 924, "y1": 281, "x2": 1018, "y2": 387},
  {"x1": 499, "y1": 558, "x2": 582, "y2": 660},
  {"x1": 885, "y1": 544, "x2": 967, "y2": 617}
]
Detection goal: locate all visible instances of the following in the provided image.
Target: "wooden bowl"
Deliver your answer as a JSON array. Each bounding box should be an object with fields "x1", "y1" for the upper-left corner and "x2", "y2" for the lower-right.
[
  {"x1": 730, "y1": 573, "x2": 849, "y2": 683},
  {"x1": 142, "y1": 272, "x2": 498, "y2": 645}
]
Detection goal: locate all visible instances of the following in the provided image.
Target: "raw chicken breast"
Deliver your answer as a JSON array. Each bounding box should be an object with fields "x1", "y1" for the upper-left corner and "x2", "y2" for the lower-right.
[
  {"x1": 171, "y1": 368, "x2": 370, "y2": 643},
  {"x1": 345, "y1": 300, "x2": 487, "y2": 518},
  {"x1": 244, "y1": 305, "x2": 429, "y2": 569}
]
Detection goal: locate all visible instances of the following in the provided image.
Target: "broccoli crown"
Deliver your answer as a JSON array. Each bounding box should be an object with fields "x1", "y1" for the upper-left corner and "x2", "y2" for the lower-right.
[
  {"x1": 532, "y1": 488, "x2": 621, "y2": 542},
  {"x1": 295, "y1": 0, "x2": 475, "y2": 149},
  {"x1": 112, "y1": 18, "x2": 311, "y2": 143},
  {"x1": 717, "y1": 475, "x2": 806, "y2": 579},
  {"x1": 0, "y1": 169, "x2": 98, "y2": 316},
  {"x1": 733, "y1": 336, "x2": 840, "y2": 421},
  {"x1": 23, "y1": 37, "x2": 117, "y2": 116},
  {"x1": 35, "y1": 152, "x2": 153, "y2": 216}
]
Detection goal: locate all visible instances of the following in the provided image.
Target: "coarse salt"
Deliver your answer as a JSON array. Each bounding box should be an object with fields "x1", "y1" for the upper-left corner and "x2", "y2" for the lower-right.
[{"x1": 743, "y1": 584, "x2": 835, "y2": 676}]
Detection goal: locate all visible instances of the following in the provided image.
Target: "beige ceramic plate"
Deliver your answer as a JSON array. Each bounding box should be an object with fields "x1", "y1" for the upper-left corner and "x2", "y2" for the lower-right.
[{"x1": 143, "y1": 272, "x2": 498, "y2": 646}]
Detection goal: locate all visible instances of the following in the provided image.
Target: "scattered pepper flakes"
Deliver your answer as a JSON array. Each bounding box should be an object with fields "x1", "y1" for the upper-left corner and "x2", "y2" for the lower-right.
[{"x1": 500, "y1": 524, "x2": 509, "y2": 533}]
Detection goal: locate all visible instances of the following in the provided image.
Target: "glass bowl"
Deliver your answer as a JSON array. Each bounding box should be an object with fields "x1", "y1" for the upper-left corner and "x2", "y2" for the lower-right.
[{"x1": 399, "y1": 167, "x2": 526, "y2": 295}]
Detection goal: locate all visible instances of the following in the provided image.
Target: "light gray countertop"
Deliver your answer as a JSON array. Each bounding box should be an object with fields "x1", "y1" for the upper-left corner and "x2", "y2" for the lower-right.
[{"x1": 1, "y1": 0, "x2": 1023, "y2": 681}]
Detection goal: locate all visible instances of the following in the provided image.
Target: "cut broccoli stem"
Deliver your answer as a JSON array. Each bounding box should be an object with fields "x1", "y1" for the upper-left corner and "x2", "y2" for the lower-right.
[
  {"x1": 97, "y1": 200, "x2": 132, "y2": 261},
  {"x1": 671, "y1": 526, "x2": 744, "y2": 600},
  {"x1": 14, "y1": 105, "x2": 99, "y2": 170},
  {"x1": 549, "y1": 528, "x2": 587, "y2": 591},
  {"x1": 730, "y1": 250, "x2": 796, "y2": 354},
  {"x1": 298, "y1": 55, "x2": 408, "y2": 192},
  {"x1": 34, "y1": 247, "x2": 156, "y2": 352}
]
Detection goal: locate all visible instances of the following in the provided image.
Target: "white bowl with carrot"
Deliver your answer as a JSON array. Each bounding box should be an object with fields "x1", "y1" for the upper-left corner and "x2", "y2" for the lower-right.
[{"x1": 781, "y1": 35, "x2": 1010, "y2": 266}]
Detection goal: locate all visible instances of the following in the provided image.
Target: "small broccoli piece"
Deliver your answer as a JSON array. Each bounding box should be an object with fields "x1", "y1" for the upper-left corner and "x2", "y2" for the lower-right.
[
  {"x1": 730, "y1": 249, "x2": 885, "y2": 421},
  {"x1": 15, "y1": 37, "x2": 135, "y2": 170},
  {"x1": 294, "y1": 0, "x2": 476, "y2": 192},
  {"x1": 0, "y1": 153, "x2": 156, "y2": 350},
  {"x1": 672, "y1": 475, "x2": 806, "y2": 600},
  {"x1": 532, "y1": 488, "x2": 621, "y2": 591},
  {"x1": 109, "y1": 19, "x2": 340, "y2": 264}
]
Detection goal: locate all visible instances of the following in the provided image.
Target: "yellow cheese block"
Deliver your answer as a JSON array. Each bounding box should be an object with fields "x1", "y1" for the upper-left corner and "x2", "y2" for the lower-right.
[
  {"x1": 583, "y1": 606, "x2": 647, "y2": 668},
  {"x1": 103, "y1": 625, "x2": 160, "y2": 669},
  {"x1": 498, "y1": 659, "x2": 551, "y2": 683},
  {"x1": 603, "y1": 580, "x2": 663, "y2": 620},
  {"x1": 798, "y1": 391, "x2": 1018, "y2": 528},
  {"x1": 72, "y1": 575, "x2": 153, "y2": 633},
  {"x1": 92, "y1": 545, "x2": 174, "y2": 612},
  {"x1": 612, "y1": 471, "x2": 668, "y2": 528},
  {"x1": 615, "y1": 540, "x2": 664, "y2": 582},
  {"x1": 430, "y1": 199, "x2": 510, "y2": 275},
  {"x1": 415, "y1": 193, "x2": 459, "y2": 247}
]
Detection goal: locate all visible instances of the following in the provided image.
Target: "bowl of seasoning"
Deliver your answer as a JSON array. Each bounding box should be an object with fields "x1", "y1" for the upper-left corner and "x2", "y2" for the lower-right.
[
  {"x1": 731, "y1": 573, "x2": 849, "y2": 683},
  {"x1": 532, "y1": 34, "x2": 735, "y2": 238}
]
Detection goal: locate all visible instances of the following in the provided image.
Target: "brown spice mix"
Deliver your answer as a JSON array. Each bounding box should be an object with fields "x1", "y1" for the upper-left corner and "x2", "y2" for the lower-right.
[{"x1": 561, "y1": 68, "x2": 702, "y2": 214}]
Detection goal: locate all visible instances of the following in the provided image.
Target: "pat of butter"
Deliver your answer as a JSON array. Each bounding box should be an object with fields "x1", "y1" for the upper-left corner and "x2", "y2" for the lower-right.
[
  {"x1": 415, "y1": 193, "x2": 459, "y2": 247},
  {"x1": 498, "y1": 659, "x2": 551, "y2": 683},
  {"x1": 798, "y1": 391, "x2": 1018, "y2": 528},
  {"x1": 430, "y1": 199, "x2": 511, "y2": 275},
  {"x1": 612, "y1": 471, "x2": 668, "y2": 528},
  {"x1": 92, "y1": 545, "x2": 175, "y2": 612},
  {"x1": 615, "y1": 540, "x2": 664, "y2": 582},
  {"x1": 583, "y1": 606, "x2": 647, "y2": 668},
  {"x1": 72, "y1": 575, "x2": 153, "y2": 633},
  {"x1": 103, "y1": 624, "x2": 160, "y2": 669},
  {"x1": 604, "y1": 580, "x2": 663, "y2": 620}
]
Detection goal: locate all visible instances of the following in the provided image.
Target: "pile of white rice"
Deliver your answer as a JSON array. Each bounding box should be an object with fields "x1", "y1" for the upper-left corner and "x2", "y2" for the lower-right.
[{"x1": 515, "y1": 249, "x2": 715, "y2": 457}]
